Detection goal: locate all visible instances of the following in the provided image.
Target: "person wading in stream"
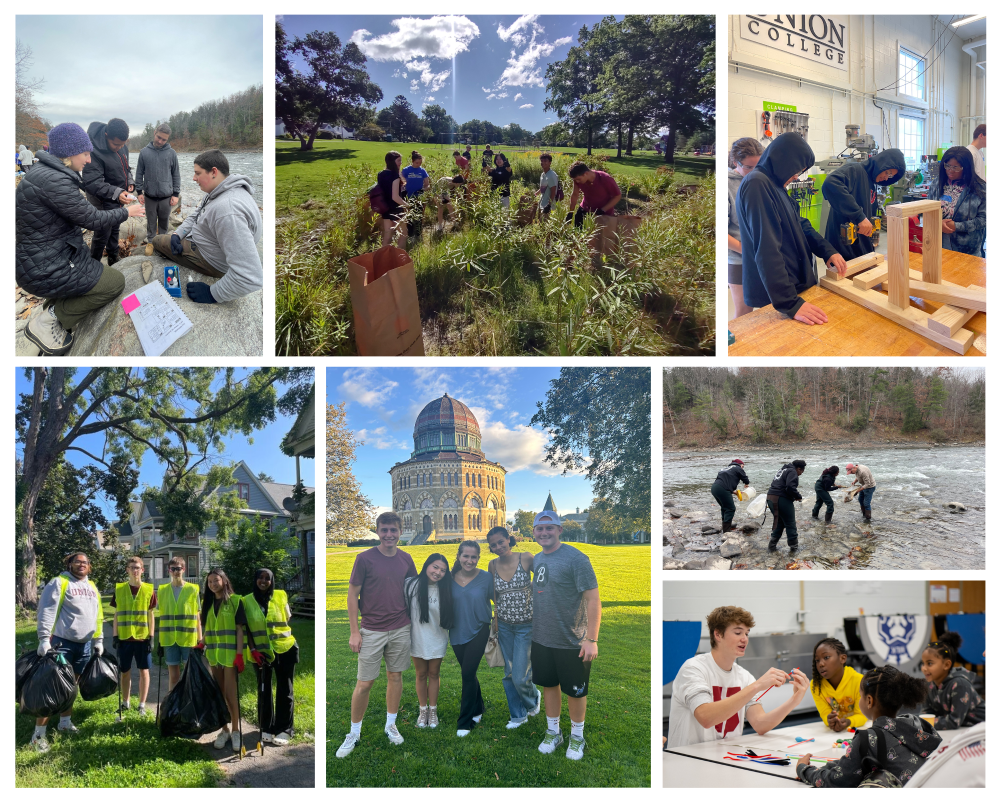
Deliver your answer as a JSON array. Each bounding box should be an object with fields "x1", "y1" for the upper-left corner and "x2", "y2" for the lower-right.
[
  {"x1": 766, "y1": 460, "x2": 806, "y2": 553},
  {"x1": 710, "y1": 459, "x2": 750, "y2": 533},
  {"x1": 846, "y1": 463, "x2": 877, "y2": 522},
  {"x1": 812, "y1": 465, "x2": 845, "y2": 524}
]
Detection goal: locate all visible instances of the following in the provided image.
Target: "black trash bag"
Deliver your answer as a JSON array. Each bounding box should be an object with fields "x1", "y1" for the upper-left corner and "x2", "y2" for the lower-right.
[
  {"x1": 158, "y1": 649, "x2": 230, "y2": 738},
  {"x1": 79, "y1": 651, "x2": 119, "y2": 701},
  {"x1": 19, "y1": 653, "x2": 78, "y2": 717},
  {"x1": 15, "y1": 651, "x2": 42, "y2": 702}
]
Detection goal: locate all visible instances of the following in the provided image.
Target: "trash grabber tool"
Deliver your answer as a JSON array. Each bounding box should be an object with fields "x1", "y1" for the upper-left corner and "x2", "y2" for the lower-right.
[
  {"x1": 155, "y1": 642, "x2": 162, "y2": 727},
  {"x1": 236, "y1": 663, "x2": 246, "y2": 759},
  {"x1": 246, "y1": 624, "x2": 265, "y2": 757}
]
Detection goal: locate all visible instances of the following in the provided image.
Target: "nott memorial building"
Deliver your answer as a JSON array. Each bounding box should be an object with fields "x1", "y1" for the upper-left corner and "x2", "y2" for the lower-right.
[{"x1": 390, "y1": 394, "x2": 507, "y2": 545}]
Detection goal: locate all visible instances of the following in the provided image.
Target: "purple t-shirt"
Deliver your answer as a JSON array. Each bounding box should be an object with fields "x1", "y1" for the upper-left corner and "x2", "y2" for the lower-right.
[
  {"x1": 350, "y1": 547, "x2": 418, "y2": 632},
  {"x1": 580, "y1": 170, "x2": 620, "y2": 214}
]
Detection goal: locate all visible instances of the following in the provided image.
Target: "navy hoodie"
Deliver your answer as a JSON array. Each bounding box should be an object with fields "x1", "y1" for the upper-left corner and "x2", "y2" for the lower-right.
[
  {"x1": 822, "y1": 149, "x2": 906, "y2": 260},
  {"x1": 737, "y1": 133, "x2": 838, "y2": 317}
]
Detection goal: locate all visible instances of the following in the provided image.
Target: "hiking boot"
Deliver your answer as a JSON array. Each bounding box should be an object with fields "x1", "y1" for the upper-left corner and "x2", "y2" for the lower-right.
[
  {"x1": 863, "y1": 509, "x2": 872, "y2": 522},
  {"x1": 825, "y1": 512, "x2": 834, "y2": 523},
  {"x1": 538, "y1": 731, "x2": 564, "y2": 754},
  {"x1": 385, "y1": 723, "x2": 404, "y2": 745},
  {"x1": 273, "y1": 732, "x2": 291, "y2": 746},
  {"x1": 566, "y1": 735, "x2": 586, "y2": 760},
  {"x1": 336, "y1": 732, "x2": 360, "y2": 758},
  {"x1": 31, "y1": 732, "x2": 50, "y2": 752},
  {"x1": 416, "y1": 708, "x2": 429, "y2": 728},
  {"x1": 56, "y1": 718, "x2": 78, "y2": 733},
  {"x1": 427, "y1": 709, "x2": 440, "y2": 729},
  {"x1": 24, "y1": 306, "x2": 74, "y2": 356},
  {"x1": 811, "y1": 509, "x2": 820, "y2": 519},
  {"x1": 231, "y1": 731, "x2": 241, "y2": 752},
  {"x1": 213, "y1": 730, "x2": 231, "y2": 750}
]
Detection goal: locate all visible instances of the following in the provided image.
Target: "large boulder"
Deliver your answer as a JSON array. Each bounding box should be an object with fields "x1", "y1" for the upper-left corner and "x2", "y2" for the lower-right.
[
  {"x1": 704, "y1": 555, "x2": 733, "y2": 570},
  {"x1": 62, "y1": 252, "x2": 263, "y2": 357},
  {"x1": 720, "y1": 543, "x2": 742, "y2": 559}
]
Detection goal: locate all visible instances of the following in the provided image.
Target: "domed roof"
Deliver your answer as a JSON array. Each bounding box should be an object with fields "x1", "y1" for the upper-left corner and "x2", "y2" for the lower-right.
[{"x1": 412, "y1": 393, "x2": 482, "y2": 457}]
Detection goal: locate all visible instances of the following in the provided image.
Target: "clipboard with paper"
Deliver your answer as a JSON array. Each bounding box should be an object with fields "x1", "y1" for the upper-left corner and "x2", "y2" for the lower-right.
[{"x1": 120, "y1": 281, "x2": 193, "y2": 357}]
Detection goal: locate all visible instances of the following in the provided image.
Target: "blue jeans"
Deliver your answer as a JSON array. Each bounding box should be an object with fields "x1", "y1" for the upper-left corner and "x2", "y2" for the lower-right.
[
  {"x1": 858, "y1": 486, "x2": 876, "y2": 512},
  {"x1": 497, "y1": 621, "x2": 539, "y2": 723},
  {"x1": 51, "y1": 635, "x2": 92, "y2": 676}
]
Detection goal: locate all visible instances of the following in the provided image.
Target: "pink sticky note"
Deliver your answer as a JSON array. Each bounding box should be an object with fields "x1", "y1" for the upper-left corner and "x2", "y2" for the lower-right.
[{"x1": 121, "y1": 294, "x2": 141, "y2": 314}]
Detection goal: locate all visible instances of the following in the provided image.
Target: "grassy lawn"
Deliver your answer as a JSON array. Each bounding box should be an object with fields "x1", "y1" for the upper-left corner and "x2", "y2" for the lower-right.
[
  {"x1": 277, "y1": 139, "x2": 712, "y2": 206},
  {"x1": 326, "y1": 543, "x2": 651, "y2": 787},
  {"x1": 14, "y1": 610, "x2": 314, "y2": 787}
]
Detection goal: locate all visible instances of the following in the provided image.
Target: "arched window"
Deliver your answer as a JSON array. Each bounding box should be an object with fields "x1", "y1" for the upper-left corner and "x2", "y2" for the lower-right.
[{"x1": 465, "y1": 474, "x2": 469, "y2": 487}]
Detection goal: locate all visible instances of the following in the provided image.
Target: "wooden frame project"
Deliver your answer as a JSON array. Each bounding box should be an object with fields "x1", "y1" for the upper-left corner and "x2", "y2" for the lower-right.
[{"x1": 817, "y1": 200, "x2": 984, "y2": 354}]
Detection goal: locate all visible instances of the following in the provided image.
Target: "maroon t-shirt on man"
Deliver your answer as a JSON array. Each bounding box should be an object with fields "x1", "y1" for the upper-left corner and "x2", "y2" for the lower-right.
[
  {"x1": 580, "y1": 170, "x2": 620, "y2": 214},
  {"x1": 349, "y1": 547, "x2": 418, "y2": 632}
]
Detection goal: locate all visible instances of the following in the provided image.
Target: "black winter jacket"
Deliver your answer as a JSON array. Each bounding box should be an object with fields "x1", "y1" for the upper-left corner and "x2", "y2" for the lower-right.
[
  {"x1": 82, "y1": 121, "x2": 134, "y2": 206},
  {"x1": 737, "y1": 133, "x2": 838, "y2": 317},
  {"x1": 768, "y1": 463, "x2": 802, "y2": 501},
  {"x1": 714, "y1": 463, "x2": 750, "y2": 492},
  {"x1": 816, "y1": 471, "x2": 840, "y2": 492},
  {"x1": 16, "y1": 150, "x2": 128, "y2": 298},
  {"x1": 822, "y1": 149, "x2": 906, "y2": 260}
]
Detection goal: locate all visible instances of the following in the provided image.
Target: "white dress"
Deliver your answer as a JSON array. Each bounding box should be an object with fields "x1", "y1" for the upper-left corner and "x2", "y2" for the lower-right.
[{"x1": 406, "y1": 577, "x2": 449, "y2": 659}]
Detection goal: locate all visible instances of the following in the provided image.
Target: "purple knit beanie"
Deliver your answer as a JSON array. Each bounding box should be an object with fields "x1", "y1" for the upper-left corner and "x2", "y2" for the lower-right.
[{"x1": 48, "y1": 123, "x2": 93, "y2": 159}]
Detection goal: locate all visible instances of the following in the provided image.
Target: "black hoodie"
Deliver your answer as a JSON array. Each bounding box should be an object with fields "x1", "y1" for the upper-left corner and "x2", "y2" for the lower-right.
[
  {"x1": 82, "y1": 121, "x2": 134, "y2": 206},
  {"x1": 822, "y1": 149, "x2": 907, "y2": 260},
  {"x1": 714, "y1": 463, "x2": 750, "y2": 492},
  {"x1": 737, "y1": 133, "x2": 838, "y2": 317},
  {"x1": 768, "y1": 463, "x2": 802, "y2": 501}
]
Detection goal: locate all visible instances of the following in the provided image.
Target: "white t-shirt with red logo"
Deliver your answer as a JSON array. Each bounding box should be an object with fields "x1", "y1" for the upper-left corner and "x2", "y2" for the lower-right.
[{"x1": 668, "y1": 652, "x2": 762, "y2": 748}]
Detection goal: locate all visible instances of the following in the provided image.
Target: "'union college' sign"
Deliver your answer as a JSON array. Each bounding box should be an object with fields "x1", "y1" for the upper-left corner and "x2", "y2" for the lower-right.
[{"x1": 740, "y1": 15, "x2": 849, "y2": 72}]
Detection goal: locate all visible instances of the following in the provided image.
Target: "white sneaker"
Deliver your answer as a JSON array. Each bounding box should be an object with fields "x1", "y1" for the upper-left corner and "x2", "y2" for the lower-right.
[
  {"x1": 506, "y1": 719, "x2": 526, "y2": 729},
  {"x1": 538, "y1": 731, "x2": 564, "y2": 754},
  {"x1": 566, "y1": 735, "x2": 586, "y2": 761},
  {"x1": 385, "y1": 723, "x2": 404, "y2": 745},
  {"x1": 214, "y1": 730, "x2": 231, "y2": 750},
  {"x1": 457, "y1": 729, "x2": 471, "y2": 737},
  {"x1": 273, "y1": 732, "x2": 291, "y2": 746},
  {"x1": 137, "y1": 704, "x2": 147, "y2": 716},
  {"x1": 528, "y1": 692, "x2": 542, "y2": 717},
  {"x1": 57, "y1": 718, "x2": 78, "y2": 733},
  {"x1": 261, "y1": 732, "x2": 275, "y2": 743},
  {"x1": 427, "y1": 708, "x2": 439, "y2": 729},
  {"x1": 231, "y1": 731, "x2": 242, "y2": 752},
  {"x1": 336, "y1": 732, "x2": 360, "y2": 758},
  {"x1": 24, "y1": 306, "x2": 74, "y2": 356},
  {"x1": 472, "y1": 714, "x2": 483, "y2": 723},
  {"x1": 416, "y1": 708, "x2": 429, "y2": 728},
  {"x1": 31, "y1": 732, "x2": 50, "y2": 752}
]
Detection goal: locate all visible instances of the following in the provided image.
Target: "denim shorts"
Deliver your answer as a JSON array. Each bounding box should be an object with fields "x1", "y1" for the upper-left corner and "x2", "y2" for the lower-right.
[
  {"x1": 118, "y1": 639, "x2": 152, "y2": 671},
  {"x1": 51, "y1": 635, "x2": 92, "y2": 676},
  {"x1": 163, "y1": 643, "x2": 192, "y2": 667}
]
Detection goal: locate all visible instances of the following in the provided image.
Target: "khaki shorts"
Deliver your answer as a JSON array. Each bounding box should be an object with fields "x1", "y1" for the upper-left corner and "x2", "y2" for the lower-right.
[{"x1": 357, "y1": 625, "x2": 411, "y2": 681}]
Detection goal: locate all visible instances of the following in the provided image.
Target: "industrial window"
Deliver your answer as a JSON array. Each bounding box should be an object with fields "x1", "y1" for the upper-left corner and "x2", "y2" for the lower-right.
[
  {"x1": 898, "y1": 116, "x2": 925, "y2": 170},
  {"x1": 898, "y1": 48, "x2": 925, "y2": 100}
]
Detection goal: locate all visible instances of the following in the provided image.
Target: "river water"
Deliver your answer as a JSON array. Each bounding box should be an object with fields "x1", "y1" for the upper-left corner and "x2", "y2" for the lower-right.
[
  {"x1": 663, "y1": 447, "x2": 985, "y2": 570},
  {"x1": 126, "y1": 151, "x2": 264, "y2": 214}
]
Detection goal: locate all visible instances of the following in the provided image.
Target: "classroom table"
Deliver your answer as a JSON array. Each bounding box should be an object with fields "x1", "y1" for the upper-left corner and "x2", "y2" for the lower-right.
[
  {"x1": 663, "y1": 719, "x2": 961, "y2": 787},
  {"x1": 728, "y1": 250, "x2": 986, "y2": 357}
]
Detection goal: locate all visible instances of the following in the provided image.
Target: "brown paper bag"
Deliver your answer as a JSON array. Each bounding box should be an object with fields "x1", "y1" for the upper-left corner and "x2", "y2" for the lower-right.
[
  {"x1": 347, "y1": 245, "x2": 425, "y2": 356},
  {"x1": 597, "y1": 214, "x2": 642, "y2": 255}
]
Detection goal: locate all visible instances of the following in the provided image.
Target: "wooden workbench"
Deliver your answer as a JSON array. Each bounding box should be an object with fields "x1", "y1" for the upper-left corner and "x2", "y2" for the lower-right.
[{"x1": 728, "y1": 250, "x2": 986, "y2": 357}]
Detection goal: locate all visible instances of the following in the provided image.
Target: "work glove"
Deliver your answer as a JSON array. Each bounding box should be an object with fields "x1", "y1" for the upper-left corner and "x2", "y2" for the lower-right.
[
  {"x1": 594, "y1": 208, "x2": 605, "y2": 216},
  {"x1": 234, "y1": 654, "x2": 245, "y2": 674},
  {"x1": 194, "y1": 641, "x2": 205, "y2": 651},
  {"x1": 186, "y1": 282, "x2": 217, "y2": 304},
  {"x1": 169, "y1": 234, "x2": 184, "y2": 256},
  {"x1": 93, "y1": 639, "x2": 104, "y2": 657},
  {"x1": 250, "y1": 650, "x2": 265, "y2": 667},
  {"x1": 37, "y1": 638, "x2": 51, "y2": 657}
]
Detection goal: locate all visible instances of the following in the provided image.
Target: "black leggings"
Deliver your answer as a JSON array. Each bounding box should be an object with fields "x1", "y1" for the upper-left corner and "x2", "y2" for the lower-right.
[
  {"x1": 451, "y1": 623, "x2": 490, "y2": 730},
  {"x1": 255, "y1": 644, "x2": 298, "y2": 735}
]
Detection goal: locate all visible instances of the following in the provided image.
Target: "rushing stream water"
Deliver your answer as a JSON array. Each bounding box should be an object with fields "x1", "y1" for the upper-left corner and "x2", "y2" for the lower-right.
[
  {"x1": 663, "y1": 447, "x2": 985, "y2": 570},
  {"x1": 126, "y1": 151, "x2": 264, "y2": 214}
]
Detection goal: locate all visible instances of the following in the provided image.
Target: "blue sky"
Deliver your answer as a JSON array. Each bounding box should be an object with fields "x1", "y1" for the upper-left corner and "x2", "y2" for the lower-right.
[
  {"x1": 326, "y1": 366, "x2": 596, "y2": 519},
  {"x1": 280, "y1": 15, "x2": 605, "y2": 133},
  {"x1": 16, "y1": 16, "x2": 263, "y2": 134},
  {"x1": 14, "y1": 369, "x2": 311, "y2": 522}
]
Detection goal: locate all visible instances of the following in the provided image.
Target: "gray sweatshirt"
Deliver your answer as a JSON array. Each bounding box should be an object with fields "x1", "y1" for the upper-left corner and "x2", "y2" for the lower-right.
[
  {"x1": 728, "y1": 168, "x2": 744, "y2": 265},
  {"x1": 37, "y1": 572, "x2": 103, "y2": 643},
  {"x1": 135, "y1": 141, "x2": 180, "y2": 199},
  {"x1": 175, "y1": 174, "x2": 263, "y2": 302}
]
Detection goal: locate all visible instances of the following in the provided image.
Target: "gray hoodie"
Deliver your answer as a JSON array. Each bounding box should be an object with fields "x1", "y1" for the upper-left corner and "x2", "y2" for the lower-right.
[
  {"x1": 135, "y1": 141, "x2": 180, "y2": 199},
  {"x1": 37, "y1": 572, "x2": 104, "y2": 644},
  {"x1": 175, "y1": 174, "x2": 263, "y2": 302},
  {"x1": 727, "y1": 168, "x2": 744, "y2": 265}
]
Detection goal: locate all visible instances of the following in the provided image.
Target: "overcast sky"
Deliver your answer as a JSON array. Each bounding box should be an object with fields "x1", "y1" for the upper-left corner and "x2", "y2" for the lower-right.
[
  {"x1": 17, "y1": 15, "x2": 263, "y2": 134},
  {"x1": 281, "y1": 15, "x2": 606, "y2": 132},
  {"x1": 327, "y1": 366, "x2": 597, "y2": 518}
]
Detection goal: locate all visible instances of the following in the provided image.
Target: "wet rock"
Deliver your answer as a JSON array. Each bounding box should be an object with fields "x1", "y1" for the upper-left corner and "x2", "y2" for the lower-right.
[
  {"x1": 739, "y1": 521, "x2": 761, "y2": 533},
  {"x1": 944, "y1": 502, "x2": 966, "y2": 512},
  {"x1": 700, "y1": 525, "x2": 721, "y2": 534},
  {"x1": 663, "y1": 557, "x2": 685, "y2": 570},
  {"x1": 686, "y1": 544, "x2": 713, "y2": 552},
  {"x1": 704, "y1": 556, "x2": 733, "y2": 570},
  {"x1": 668, "y1": 510, "x2": 683, "y2": 518},
  {"x1": 720, "y1": 544, "x2": 742, "y2": 558},
  {"x1": 662, "y1": 546, "x2": 674, "y2": 559},
  {"x1": 682, "y1": 559, "x2": 706, "y2": 570}
]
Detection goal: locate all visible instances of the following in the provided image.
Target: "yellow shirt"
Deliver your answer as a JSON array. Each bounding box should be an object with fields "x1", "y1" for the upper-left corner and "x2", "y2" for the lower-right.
[{"x1": 811, "y1": 665, "x2": 867, "y2": 729}]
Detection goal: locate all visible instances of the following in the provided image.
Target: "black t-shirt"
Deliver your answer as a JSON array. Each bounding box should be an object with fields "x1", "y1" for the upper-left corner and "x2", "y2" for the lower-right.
[
  {"x1": 489, "y1": 165, "x2": 512, "y2": 196},
  {"x1": 377, "y1": 169, "x2": 402, "y2": 213}
]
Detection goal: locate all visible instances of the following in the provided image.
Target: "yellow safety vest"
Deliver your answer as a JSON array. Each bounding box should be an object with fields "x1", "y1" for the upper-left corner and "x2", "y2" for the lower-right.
[
  {"x1": 53, "y1": 574, "x2": 104, "y2": 640},
  {"x1": 114, "y1": 582, "x2": 153, "y2": 640},
  {"x1": 266, "y1": 590, "x2": 296, "y2": 655},
  {"x1": 204, "y1": 594, "x2": 241, "y2": 668},
  {"x1": 241, "y1": 595, "x2": 276, "y2": 664},
  {"x1": 156, "y1": 582, "x2": 200, "y2": 648}
]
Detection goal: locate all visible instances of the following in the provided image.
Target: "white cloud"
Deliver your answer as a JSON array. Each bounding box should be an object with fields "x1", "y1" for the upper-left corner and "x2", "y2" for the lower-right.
[
  {"x1": 352, "y1": 16, "x2": 480, "y2": 61},
  {"x1": 425, "y1": 96, "x2": 435, "y2": 102},
  {"x1": 519, "y1": 103, "x2": 534, "y2": 109},
  {"x1": 514, "y1": 93, "x2": 523, "y2": 102},
  {"x1": 476, "y1": 417, "x2": 566, "y2": 476},
  {"x1": 485, "y1": 17, "x2": 573, "y2": 94},
  {"x1": 497, "y1": 15, "x2": 539, "y2": 43},
  {"x1": 338, "y1": 368, "x2": 399, "y2": 408},
  {"x1": 356, "y1": 427, "x2": 409, "y2": 451},
  {"x1": 410, "y1": 80, "x2": 420, "y2": 93}
]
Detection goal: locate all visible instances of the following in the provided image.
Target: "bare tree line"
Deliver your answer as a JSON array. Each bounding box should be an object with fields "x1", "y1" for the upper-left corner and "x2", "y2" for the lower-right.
[
  {"x1": 15, "y1": 40, "x2": 49, "y2": 149},
  {"x1": 128, "y1": 84, "x2": 263, "y2": 152}
]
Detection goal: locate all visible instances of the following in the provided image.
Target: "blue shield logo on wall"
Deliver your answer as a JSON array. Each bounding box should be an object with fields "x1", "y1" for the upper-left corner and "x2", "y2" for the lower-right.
[{"x1": 876, "y1": 616, "x2": 918, "y2": 663}]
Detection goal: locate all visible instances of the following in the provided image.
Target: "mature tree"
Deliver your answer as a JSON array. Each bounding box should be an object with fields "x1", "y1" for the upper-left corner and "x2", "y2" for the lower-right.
[
  {"x1": 538, "y1": 122, "x2": 572, "y2": 146},
  {"x1": 560, "y1": 519, "x2": 584, "y2": 542},
  {"x1": 531, "y1": 368, "x2": 651, "y2": 532},
  {"x1": 513, "y1": 508, "x2": 536, "y2": 538},
  {"x1": 276, "y1": 25, "x2": 383, "y2": 151},
  {"x1": 326, "y1": 403, "x2": 374, "y2": 542},
  {"x1": 15, "y1": 40, "x2": 48, "y2": 149},
  {"x1": 356, "y1": 122, "x2": 384, "y2": 141},
  {"x1": 208, "y1": 501, "x2": 299, "y2": 597},
  {"x1": 15, "y1": 367, "x2": 312, "y2": 608},
  {"x1": 376, "y1": 95, "x2": 423, "y2": 141},
  {"x1": 421, "y1": 104, "x2": 457, "y2": 142},
  {"x1": 502, "y1": 122, "x2": 533, "y2": 145}
]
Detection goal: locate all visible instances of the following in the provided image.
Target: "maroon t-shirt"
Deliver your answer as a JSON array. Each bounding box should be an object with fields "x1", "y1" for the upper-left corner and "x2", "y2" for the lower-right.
[
  {"x1": 349, "y1": 547, "x2": 418, "y2": 632},
  {"x1": 580, "y1": 170, "x2": 620, "y2": 214}
]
